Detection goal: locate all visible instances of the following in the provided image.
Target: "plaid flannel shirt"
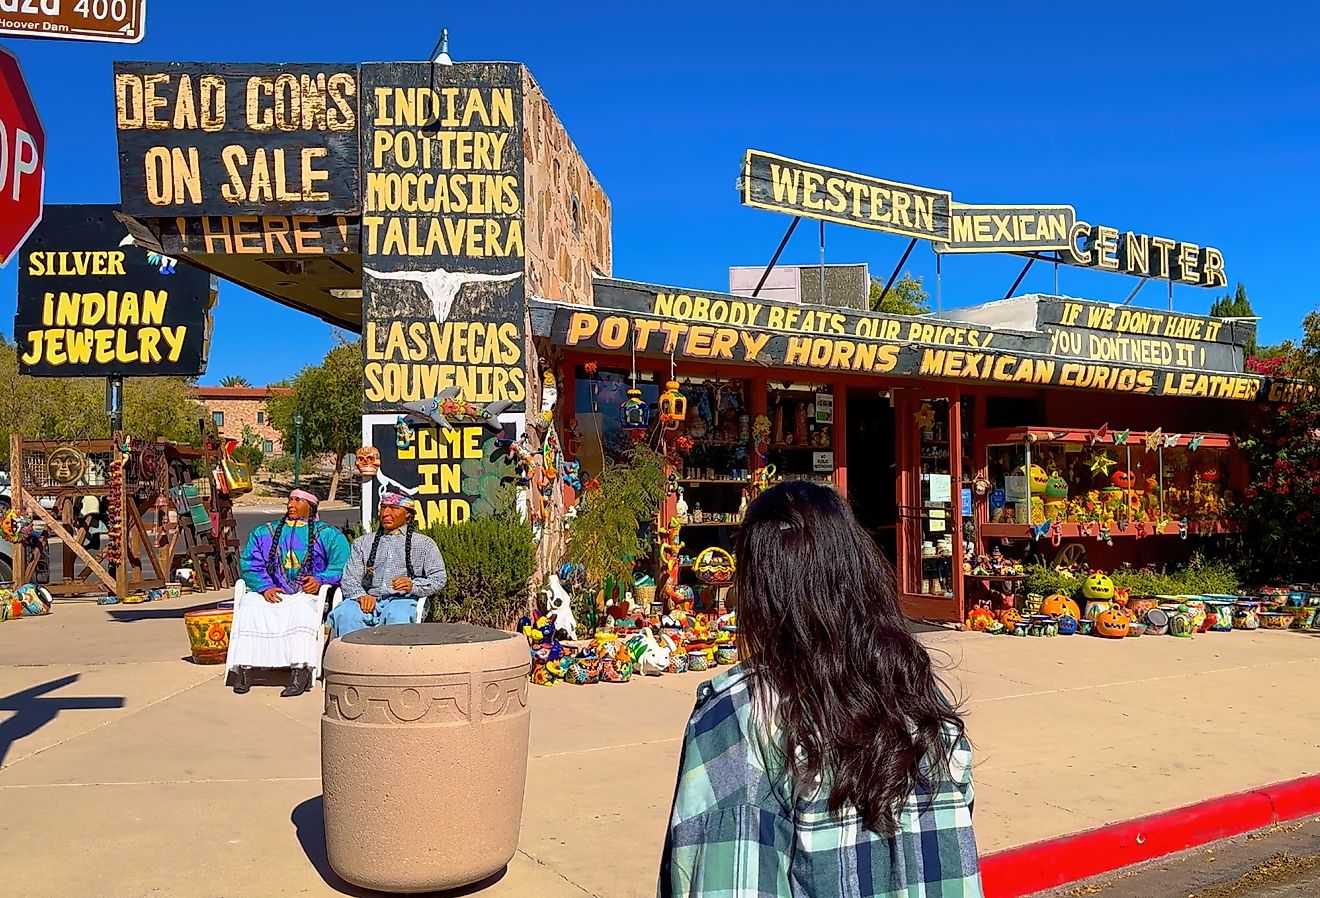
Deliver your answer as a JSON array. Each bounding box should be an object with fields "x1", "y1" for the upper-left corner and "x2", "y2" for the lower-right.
[{"x1": 659, "y1": 665, "x2": 982, "y2": 898}]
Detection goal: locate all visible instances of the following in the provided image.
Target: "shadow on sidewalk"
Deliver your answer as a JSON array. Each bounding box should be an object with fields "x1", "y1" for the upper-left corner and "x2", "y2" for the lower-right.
[
  {"x1": 0, "y1": 674, "x2": 125, "y2": 767},
  {"x1": 293, "y1": 796, "x2": 507, "y2": 897},
  {"x1": 105, "y1": 601, "x2": 222, "y2": 623}
]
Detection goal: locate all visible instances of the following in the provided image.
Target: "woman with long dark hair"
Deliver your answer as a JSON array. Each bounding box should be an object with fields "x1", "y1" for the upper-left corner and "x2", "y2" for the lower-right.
[{"x1": 660, "y1": 481, "x2": 981, "y2": 897}]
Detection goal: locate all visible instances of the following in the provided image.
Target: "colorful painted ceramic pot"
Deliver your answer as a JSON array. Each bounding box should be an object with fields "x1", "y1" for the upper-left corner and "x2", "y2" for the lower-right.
[
  {"x1": 1127, "y1": 622, "x2": 1147, "y2": 638},
  {"x1": 1232, "y1": 602, "x2": 1261, "y2": 631},
  {"x1": 1169, "y1": 613, "x2": 1196, "y2": 638},
  {"x1": 1057, "y1": 615, "x2": 1079, "y2": 636},
  {"x1": 1204, "y1": 600, "x2": 1234, "y2": 632},
  {"x1": 1288, "y1": 606, "x2": 1316, "y2": 630},
  {"x1": 686, "y1": 651, "x2": 710, "y2": 672},
  {"x1": 1128, "y1": 598, "x2": 1158, "y2": 619},
  {"x1": 715, "y1": 644, "x2": 739, "y2": 665},
  {"x1": 184, "y1": 606, "x2": 233, "y2": 665},
  {"x1": 530, "y1": 659, "x2": 556, "y2": 686},
  {"x1": 666, "y1": 651, "x2": 689, "y2": 674},
  {"x1": 166, "y1": 582, "x2": 183, "y2": 599},
  {"x1": 600, "y1": 656, "x2": 633, "y2": 683},
  {"x1": 1259, "y1": 611, "x2": 1291, "y2": 630},
  {"x1": 1143, "y1": 608, "x2": 1170, "y2": 636},
  {"x1": 16, "y1": 584, "x2": 52, "y2": 616},
  {"x1": 1077, "y1": 618, "x2": 1095, "y2": 636},
  {"x1": 1183, "y1": 600, "x2": 1207, "y2": 632},
  {"x1": 1084, "y1": 601, "x2": 1112, "y2": 622}
]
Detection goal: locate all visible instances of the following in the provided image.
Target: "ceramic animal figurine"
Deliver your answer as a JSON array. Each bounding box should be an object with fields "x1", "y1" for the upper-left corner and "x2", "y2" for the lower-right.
[
  {"x1": 544, "y1": 575, "x2": 577, "y2": 641},
  {"x1": 400, "y1": 387, "x2": 512, "y2": 431}
]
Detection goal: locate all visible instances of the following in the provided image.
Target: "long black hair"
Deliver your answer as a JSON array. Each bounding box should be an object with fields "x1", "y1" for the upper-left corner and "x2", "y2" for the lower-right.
[
  {"x1": 266, "y1": 518, "x2": 318, "y2": 587},
  {"x1": 734, "y1": 481, "x2": 966, "y2": 835},
  {"x1": 361, "y1": 518, "x2": 417, "y2": 591}
]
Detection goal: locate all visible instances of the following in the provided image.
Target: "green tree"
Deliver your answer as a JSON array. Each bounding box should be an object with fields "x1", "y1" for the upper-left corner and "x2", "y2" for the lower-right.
[
  {"x1": 1209, "y1": 283, "x2": 1258, "y2": 355},
  {"x1": 219, "y1": 375, "x2": 251, "y2": 387},
  {"x1": 231, "y1": 425, "x2": 266, "y2": 471},
  {"x1": 564, "y1": 445, "x2": 668, "y2": 592},
  {"x1": 869, "y1": 272, "x2": 931, "y2": 316},
  {"x1": 0, "y1": 343, "x2": 203, "y2": 459},
  {"x1": 266, "y1": 338, "x2": 363, "y2": 501}
]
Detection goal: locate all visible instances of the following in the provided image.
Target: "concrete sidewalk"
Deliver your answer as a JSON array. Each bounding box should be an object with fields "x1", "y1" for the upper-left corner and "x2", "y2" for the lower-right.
[{"x1": 2, "y1": 595, "x2": 1319, "y2": 897}]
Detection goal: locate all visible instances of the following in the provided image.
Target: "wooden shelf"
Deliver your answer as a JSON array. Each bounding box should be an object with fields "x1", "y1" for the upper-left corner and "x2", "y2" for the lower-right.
[
  {"x1": 679, "y1": 479, "x2": 747, "y2": 485},
  {"x1": 680, "y1": 521, "x2": 741, "y2": 528},
  {"x1": 979, "y1": 521, "x2": 1244, "y2": 539}
]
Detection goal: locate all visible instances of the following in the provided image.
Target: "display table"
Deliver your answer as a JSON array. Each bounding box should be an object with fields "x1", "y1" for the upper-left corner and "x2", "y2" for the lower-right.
[{"x1": 321, "y1": 623, "x2": 531, "y2": 893}]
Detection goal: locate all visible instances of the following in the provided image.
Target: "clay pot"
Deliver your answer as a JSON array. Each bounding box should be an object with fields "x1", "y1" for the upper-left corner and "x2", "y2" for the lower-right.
[{"x1": 322, "y1": 624, "x2": 531, "y2": 893}]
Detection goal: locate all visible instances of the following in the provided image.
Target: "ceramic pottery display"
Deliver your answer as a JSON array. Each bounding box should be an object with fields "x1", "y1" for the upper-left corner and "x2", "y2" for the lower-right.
[
  {"x1": 1084, "y1": 601, "x2": 1112, "y2": 622},
  {"x1": 1041, "y1": 594, "x2": 1081, "y2": 620},
  {"x1": 1169, "y1": 612, "x2": 1196, "y2": 638},
  {"x1": 1204, "y1": 600, "x2": 1235, "y2": 632},
  {"x1": 1082, "y1": 572, "x2": 1116, "y2": 601},
  {"x1": 1057, "y1": 615, "x2": 1079, "y2": 636},
  {"x1": 1232, "y1": 601, "x2": 1260, "y2": 631},
  {"x1": 1094, "y1": 607, "x2": 1130, "y2": 638},
  {"x1": 1259, "y1": 611, "x2": 1291, "y2": 630},
  {"x1": 686, "y1": 651, "x2": 710, "y2": 672},
  {"x1": 1143, "y1": 608, "x2": 1170, "y2": 636},
  {"x1": 1288, "y1": 606, "x2": 1316, "y2": 630},
  {"x1": 184, "y1": 606, "x2": 233, "y2": 664}
]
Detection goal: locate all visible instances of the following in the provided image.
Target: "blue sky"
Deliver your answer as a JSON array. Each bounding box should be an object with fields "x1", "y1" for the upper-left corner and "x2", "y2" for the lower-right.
[{"x1": 2, "y1": 1, "x2": 1316, "y2": 383}]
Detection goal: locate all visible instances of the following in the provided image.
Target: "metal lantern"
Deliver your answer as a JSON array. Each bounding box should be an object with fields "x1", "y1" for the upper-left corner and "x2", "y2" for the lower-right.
[
  {"x1": 620, "y1": 388, "x2": 650, "y2": 431},
  {"x1": 658, "y1": 380, "x2": 686, "y2": 429}
]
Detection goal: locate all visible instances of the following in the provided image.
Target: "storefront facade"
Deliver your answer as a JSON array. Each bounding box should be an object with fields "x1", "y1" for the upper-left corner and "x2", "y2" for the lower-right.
[{"x1": 103, "y1": 53, "x2": 1303, "y2": 623}]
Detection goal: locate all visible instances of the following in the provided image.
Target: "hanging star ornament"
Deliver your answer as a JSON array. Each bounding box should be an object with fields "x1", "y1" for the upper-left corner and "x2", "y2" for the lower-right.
[
  {"x1": 1112, "y1": 429, "x2": 1131, "y2": 446},
  {"x1": 914, "y1": 403, "x2": 936, "y2": 430},
  {"x1": 1088, "y1": 451, "x2": 1118, "y2": 476},
  {"x1": 1145, "y1": 428, "x2": 1164, "y2": 452}
]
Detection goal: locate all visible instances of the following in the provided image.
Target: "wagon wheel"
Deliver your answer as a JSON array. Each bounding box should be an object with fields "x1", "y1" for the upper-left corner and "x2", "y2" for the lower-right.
[{"x1": 1054, "y1": 542, "x2": 1087, "y2": 568}]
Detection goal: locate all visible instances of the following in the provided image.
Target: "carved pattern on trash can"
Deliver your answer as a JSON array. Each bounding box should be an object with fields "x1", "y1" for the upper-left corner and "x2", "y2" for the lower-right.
[{"x1": 325, "y1": 674, "x2": 473, "y2": 725}]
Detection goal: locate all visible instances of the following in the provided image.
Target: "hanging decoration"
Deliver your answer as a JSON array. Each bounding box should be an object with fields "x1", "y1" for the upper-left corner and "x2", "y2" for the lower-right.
[
  {"x1": 656, "y1": 348, "x2": 686, "y2": 431},
  {"x1": 620, "y1": 332, "x2": 649, "y2": 434},
  {"x1": 1144, "y1": 428, "x2": 1164, "y2": 452},
  {"x1": 1163, "y1": 433, "x2": 1182, "y2": 448},
  {"x1": 0, "y1": 507, "x2": 35, "y2": 544},
  {"x1": 535, "y1": 367, "x2": 558, "y2": 432},
  {"x1": 1112, "y1": 429, "x2": 1130, "y2": 446},
  {"x1": 914, "y1": 402, "x2": 936, "y2": 430},
  {"x1": 1087, "y1": 451, "x2": 1118, "y2": 476},
  {"x1": 1088, "y1": 423, "x2": 1110, "y2": 446},
  {"x1": 1188, "y1": 434, "x2": 1205, "y2": 452},
  {"x1": 395, "y1": 416, "x2": 415, "y2": 450}
]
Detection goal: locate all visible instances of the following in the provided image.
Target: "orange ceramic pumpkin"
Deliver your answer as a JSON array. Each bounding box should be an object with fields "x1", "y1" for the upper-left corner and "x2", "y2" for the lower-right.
[
  {"x1": 999, "y1": 608, "x2": 1024, "y2": 628},
  {"x1": 1040, "y1": 594, "x2": 1081, "y2": 619},
  {"x1": 1111, "y1": 470, "x2": 1137, "y2": 490},
  {"x1": 1094, "y1": 607, "x2": 1130, "y2": 638}
]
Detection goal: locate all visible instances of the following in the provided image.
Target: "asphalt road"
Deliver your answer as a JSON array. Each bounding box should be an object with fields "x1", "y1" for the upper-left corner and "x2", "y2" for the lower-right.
[{"x1": 1036, "y1": 818, "x2": 1320, "y2": 897}]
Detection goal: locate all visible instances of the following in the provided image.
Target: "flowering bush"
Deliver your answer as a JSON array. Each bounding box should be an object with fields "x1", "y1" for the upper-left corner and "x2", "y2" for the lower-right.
[{"x1": 1238, "y1": 399, "x2": 1320, "y2": 580}]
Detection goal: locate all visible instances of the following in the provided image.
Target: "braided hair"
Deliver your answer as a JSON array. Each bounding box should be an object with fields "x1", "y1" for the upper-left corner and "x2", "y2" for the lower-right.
[
  {"x1": 265, "y1": 518, "x2": 319, "y2": 590},
  {"x1": 362, "y1": 518, "x2": 417, "y2": 592}
]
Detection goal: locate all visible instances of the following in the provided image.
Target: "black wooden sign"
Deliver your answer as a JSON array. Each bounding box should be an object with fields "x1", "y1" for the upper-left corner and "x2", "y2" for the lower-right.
[
  {"x1": 1036, "y1": 298, "x2": 1254, "y2": 347},
  {"x1": 939, "y1": 203, "x2": 1076, "y2": 253},
  {"x1": 16, "y1": 205, "x2": 214, "y2": 377},
  {"x1": 359, "y1": 61, "x2": 527, "y2": 415},
  {"x1": 148, "y1": 214, "x2": 359, "y2": 256},
  {"x1": 369, "y1": 422, "x2": 516, "y2": 530},
  {"x1": 114, "y1": 62, "x2": 360, "y2": 217},
  {"x1": 740, "y1": 149, "x2": 952, "y2": 241},
  {"x1": 534, "y1": 299, "x2": 1272, "y2": 403}
]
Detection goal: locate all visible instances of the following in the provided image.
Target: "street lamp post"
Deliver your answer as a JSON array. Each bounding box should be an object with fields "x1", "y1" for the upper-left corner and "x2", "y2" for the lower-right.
[{"x1": 293, "y1": 414, "x2": 303, "y2": 488}]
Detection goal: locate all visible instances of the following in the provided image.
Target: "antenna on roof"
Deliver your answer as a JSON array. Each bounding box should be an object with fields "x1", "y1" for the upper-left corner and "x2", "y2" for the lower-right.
[{"x1": 430, "y1": 28, "x2": 453, "y2": 65}]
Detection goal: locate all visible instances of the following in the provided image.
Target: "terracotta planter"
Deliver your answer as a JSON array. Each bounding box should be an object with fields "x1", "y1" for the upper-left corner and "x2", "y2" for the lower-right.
[
  {"x1": 184, "y1": 607, "x2": 232, "y2": 664},
  {"x1": 322, "y1": 624, "x2": 530, "y2": 893}
]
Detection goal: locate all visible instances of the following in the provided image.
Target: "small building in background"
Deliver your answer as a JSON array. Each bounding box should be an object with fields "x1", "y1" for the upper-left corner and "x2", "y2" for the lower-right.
[{"x1": 192, "y1": 386, "x2": 288, "y2": 455}]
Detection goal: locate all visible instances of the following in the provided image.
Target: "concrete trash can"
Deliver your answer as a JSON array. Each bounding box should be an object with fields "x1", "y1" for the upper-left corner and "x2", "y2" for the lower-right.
[{"x1": 321, "y1": 623, "x2": 531, "y2": 893}]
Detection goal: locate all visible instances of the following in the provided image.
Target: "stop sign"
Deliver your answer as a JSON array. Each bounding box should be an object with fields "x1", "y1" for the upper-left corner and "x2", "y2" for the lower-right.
[{"x1": 0, "y1": 47, "x2": 44, "y2": 268}]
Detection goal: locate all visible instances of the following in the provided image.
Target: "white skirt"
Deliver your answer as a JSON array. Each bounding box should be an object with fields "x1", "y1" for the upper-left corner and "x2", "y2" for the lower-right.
[{"x1": 225, "y1": 585, "x2": 325, "y2": 669}]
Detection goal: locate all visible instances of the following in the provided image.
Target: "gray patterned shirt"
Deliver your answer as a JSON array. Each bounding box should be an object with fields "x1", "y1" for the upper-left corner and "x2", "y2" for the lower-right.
[{"x1": 341, "y1": 528, "x2": 447, "y2": 601}]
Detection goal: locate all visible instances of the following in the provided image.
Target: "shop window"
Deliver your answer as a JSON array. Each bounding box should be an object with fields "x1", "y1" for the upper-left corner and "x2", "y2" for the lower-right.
[
  {"x1": 573, "y1": 365, "x2": 660, "y2": 477},
  {"x1": 765, "y1": 383, "x2": 835, "y2": 485},
  {"x1": 212, "y1": 410, "x2": 224, "y2": 427}
]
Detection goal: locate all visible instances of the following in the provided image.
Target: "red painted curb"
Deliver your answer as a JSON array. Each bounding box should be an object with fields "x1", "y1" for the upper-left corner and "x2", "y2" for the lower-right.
[{"x1": 979, "y1": 772, "x2": 1320, "y2": 898}]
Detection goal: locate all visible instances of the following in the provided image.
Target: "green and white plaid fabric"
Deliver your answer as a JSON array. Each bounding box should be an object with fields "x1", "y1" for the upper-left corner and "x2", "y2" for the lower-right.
[{"x1": 659, "y1": 665, "x2": 982, "y2": 898}]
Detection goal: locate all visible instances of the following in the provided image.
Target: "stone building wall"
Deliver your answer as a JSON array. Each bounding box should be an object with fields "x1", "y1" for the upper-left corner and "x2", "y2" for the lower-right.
[
  {"x1": 521, "y1": 69, "x2": 612, "y2": 305},
  {"x1": 194, "y1": 388, "x2": 285, "y2": 453}
]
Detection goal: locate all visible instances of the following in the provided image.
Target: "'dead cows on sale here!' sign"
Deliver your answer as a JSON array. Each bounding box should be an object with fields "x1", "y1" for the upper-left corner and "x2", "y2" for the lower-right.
[{"x1": 15, "y1": 204, "x2": 215, "y2": 376}]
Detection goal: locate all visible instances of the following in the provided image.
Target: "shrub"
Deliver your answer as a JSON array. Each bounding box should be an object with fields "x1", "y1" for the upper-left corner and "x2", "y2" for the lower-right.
[
  {"x1": 564, "y1": 445, "x2": 668, "y2": 591},
  {"x1": 424, "y1": 515, "x2": 536, "y2": 630},
  {"x1": 265, "y1": 454, "x2": 311, "y2": 476}
]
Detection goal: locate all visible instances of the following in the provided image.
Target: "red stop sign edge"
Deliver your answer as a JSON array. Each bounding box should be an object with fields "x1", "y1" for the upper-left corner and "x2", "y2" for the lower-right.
[{"x1": 0, "y1": 46, "x2": 46, "y2": 269}]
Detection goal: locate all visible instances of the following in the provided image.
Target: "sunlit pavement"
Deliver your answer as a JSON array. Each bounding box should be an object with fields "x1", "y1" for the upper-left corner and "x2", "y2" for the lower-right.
[{"x1": 3, "y1": 595, "x2": 1320, "y2": 897}]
